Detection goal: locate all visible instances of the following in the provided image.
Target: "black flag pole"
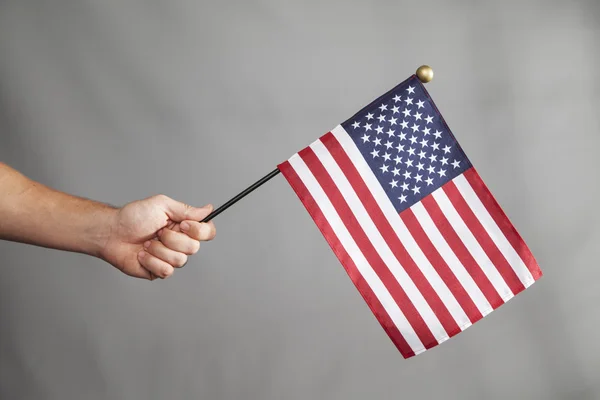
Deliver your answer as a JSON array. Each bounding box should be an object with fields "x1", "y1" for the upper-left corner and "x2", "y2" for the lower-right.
[
  {"x1": 200, "y1": 65, "x2": 433, "y2": 224},
  {"x1": 201, "y1": 168, "x2": 281, "y2": 223}
]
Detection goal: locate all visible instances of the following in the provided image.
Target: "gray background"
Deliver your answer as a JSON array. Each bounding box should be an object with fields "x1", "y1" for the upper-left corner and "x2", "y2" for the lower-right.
[{"x1": 1, "y1": 1, "x2": 599, "y2": 399}]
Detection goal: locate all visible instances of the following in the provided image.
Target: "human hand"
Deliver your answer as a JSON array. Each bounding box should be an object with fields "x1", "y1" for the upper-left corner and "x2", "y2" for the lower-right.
[{"x1": 101, "y1": 195, "x2": 216, "y2": 280}]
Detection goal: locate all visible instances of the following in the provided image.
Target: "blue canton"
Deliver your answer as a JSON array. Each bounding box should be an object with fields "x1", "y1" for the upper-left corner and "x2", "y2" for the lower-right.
[{"x1": 341, "y1": 76, "x2": 472, "y2": 213}]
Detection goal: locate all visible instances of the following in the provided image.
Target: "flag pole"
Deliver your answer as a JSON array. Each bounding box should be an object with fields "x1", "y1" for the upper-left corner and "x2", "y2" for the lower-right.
[
  {"x1": 201, "y1": 65, "x2": 434, "y2": 223},
  {"x1": 201, "y1": 168, "x2": 281, "y2": 222}
]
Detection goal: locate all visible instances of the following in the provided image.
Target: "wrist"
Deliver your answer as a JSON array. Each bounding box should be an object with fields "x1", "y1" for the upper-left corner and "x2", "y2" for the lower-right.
[{"x1": 87, "y1": 204, "x2": 119, "y2": 260}]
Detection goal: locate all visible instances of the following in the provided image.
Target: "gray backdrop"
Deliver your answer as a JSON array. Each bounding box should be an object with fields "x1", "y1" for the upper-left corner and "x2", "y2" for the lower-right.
[{"x1": 1, "y1": 1, "x2": 599, "y2": 399}]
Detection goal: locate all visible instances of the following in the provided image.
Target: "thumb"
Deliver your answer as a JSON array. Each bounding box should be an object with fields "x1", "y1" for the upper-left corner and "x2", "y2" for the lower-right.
[{"x1": 158, "y1": 196, "x2": 213, "y2": 222}]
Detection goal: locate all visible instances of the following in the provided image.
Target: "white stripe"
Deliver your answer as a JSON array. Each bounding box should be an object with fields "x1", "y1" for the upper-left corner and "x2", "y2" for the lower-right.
[
  {"x1": 329, "y1": 126, "x2": 471, "y2": 333},
  {"x1": 287, "y1": 154, "x2": 426, "y2": 354},
  {"x1": 311, "y1": 140, "x2": 459, "y2": 339},
  {"x1": 411, "y1": 202, "x2": 493, "y2": 316},
  {"x1": 431, "y1": 189, "x2": 514, "y2": 300},
  {"x1": 453, "y1": 175, "x2": 535, "y2": 288}
]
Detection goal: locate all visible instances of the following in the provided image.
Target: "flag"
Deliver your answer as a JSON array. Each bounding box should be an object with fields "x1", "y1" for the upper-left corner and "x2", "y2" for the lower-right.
[{"x1": 277, "y1": 74, "x2": 542, "y2": 358}]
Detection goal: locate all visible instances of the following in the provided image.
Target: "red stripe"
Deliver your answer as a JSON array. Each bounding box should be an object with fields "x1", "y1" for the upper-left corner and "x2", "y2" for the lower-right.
[
  {"x1": 297, "y1": 148, "x2": 440, "y2": 348},
  {"x1": 299, "y1": 145, "x2": 442, "y2": 347},
  {"x1": 320, "y1": 133, "x2": 463, "y2": 337},
  {"x1": 463, "y1": 168, "x2": 542, "y2": 281},
  {"x1": 443, "y1": 181, "x2": 526, "y2": 295},
  {"x1": 421, "y1": 195, "x2": 505, "y2": 309},
  {"x1": 277, "y1": 161, "x2": 416, "y2": 358},
  {"x1": 400, "y1": 209, "x2": 483, "y2": 324}
]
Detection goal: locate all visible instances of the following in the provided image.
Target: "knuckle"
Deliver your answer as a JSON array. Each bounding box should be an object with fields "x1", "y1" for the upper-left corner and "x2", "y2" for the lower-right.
[
  {"x1": 199, "y1": 223, "x2": 216, "y2": 240},
  {"x1": 161, "y1": 265, "x2": 174, "y2": 278},
  {"x1": 154, "y1": 194, "x2": 169, "y2": 203},
  {"x1": 189, "y1": 240, "x2": 200, "y2": 254},
  {"x1": 207, "y1": 223, "x2": 216, "y2": 240},
  {"x1": 174, "y1": 254, "x2": 188, "y2": 268}
]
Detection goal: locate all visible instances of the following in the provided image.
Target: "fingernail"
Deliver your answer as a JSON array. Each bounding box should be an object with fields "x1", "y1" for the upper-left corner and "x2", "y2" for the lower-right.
[
  {"x1": 157, "y1": 229, "x2": 163, "y2": 237},
  {"x1": 204, "y1": 204, "x2": 213, "y2": 210},
  {"x1": 144, "y1": 241, "x2": 151, "y2": 248},
  {"x1": 138, "y1": 250, "x2": 145, "y2": 258},
  {"x1": 180, "y1": 221, "x2": 190, "y2": 232}
]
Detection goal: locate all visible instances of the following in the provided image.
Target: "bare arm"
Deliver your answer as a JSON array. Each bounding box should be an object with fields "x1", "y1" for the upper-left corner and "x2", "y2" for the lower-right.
[
  {"x1": 0, "y1": 162, "x2": 216, "y2": 280},
  {"x1": 0, "y1": 162, "x2": 117, "y2": 257}
]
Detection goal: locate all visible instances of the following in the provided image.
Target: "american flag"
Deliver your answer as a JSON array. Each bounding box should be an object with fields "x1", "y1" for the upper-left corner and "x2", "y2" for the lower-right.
[{"x1": 277, "y1": 75, "x2": 542, "y2": 358}]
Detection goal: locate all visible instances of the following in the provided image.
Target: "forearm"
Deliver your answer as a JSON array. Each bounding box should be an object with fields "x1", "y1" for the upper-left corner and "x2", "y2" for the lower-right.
[{"x1": 0, "y1": 162, "x2": 118, "y2": 257}]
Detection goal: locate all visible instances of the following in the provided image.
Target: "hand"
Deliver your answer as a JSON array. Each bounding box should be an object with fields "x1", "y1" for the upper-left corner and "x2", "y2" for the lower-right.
[{"x1": 101, "y1": 195, "x2": 216, "y2": 280}]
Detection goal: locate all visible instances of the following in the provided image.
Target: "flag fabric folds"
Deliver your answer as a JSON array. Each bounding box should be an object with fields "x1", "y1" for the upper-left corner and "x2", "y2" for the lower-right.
[{"x1": 277, "y1": 75, "x2": 542, "y2": 358}]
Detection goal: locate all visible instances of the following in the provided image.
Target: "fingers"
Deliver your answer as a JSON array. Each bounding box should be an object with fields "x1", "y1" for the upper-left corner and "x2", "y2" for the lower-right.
[
  {"x1": 180, "y1": 220, "x2": 216, "y2": 241},
  {"x1": 157, "y1": 228, "x2": 200, "y2": 255},
  {"x1": 143, "y1": 239, "x2": 188, "y2": 268},
  {"x1": 155, "y1": 195, "x2": 214, "y2": 222},
  {"x1": 137, "y1": 250, "x2": 174, "y2": 279}
]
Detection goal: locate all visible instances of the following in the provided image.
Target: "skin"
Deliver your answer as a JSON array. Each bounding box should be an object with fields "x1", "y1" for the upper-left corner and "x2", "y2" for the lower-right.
[{"x1": 0, "y1": 162, "x2": 216, "y2": 280}]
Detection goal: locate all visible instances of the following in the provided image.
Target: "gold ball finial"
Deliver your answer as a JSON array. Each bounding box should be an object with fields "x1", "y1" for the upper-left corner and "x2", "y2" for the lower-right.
[{"x1": 416, "y1": 65, "x2": 434, "y2": 83}]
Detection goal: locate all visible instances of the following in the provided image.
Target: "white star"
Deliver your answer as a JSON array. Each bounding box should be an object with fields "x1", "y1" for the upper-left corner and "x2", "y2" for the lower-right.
[
  {"x1": 425, "y1": 115, "x2": 434, "y2": 124},
  {"x1": 407, "y1": 147, "x2": 416, "y2": 157},
  {"x1": 403, "y1": 171, "x2": 412, "y2": 180},
  {"x1": 389, "y1": 117, "x2": 398, "y2": 126},
  {"x1": 392, "y1": 167, "x2": 401, "y2": 176},
  {"x1": 393, "y1": 94, "x2": 402, "y2": 102},
  {"x1": 373, "y1": 137, "x2": 382, "y2": 146},
  {"x1": 400, "y1": 120, "x2": 409, "y2": 129},
  {"x1": 380, "y1": 164, "x2": 389, "y2": 173},
  {"x1": 431, "y1": 142, "x2": 440, "y2": 151},
  {"x1": 420, "y1": 138, "x2": 428, "y2": 147},
  {"x1": 386, "y1": 129, "x2": 395, "y2": 137},
  {"x1": 426, "y1": 177, "x2": 434, "y2": 185},
  {"x1": 398, "y1": 194, "x2": 407, "y2": 203},
  {"x1": 370, "y1": 149, "x2": 380, "y2": 158},
  {"x1": 375, "y1": 126, "x2": 384, "y2": 134},
  {"x1": 416, "y1": 100, "x2": 425, "y2": 109},
  {"x1": 427, "y1": 165, "x2": 436, "y2": 174},
  {"x1": 406, "y1": 86, "x2": 415, "y2": 94},
  {"x1": 423, "y1": 127, "x2": 431, "y2": 136},
  {"x1": 402, "y1": 108, "x2": 412, "y2": 118},
  {"x1": 405, "y1": 158, "x2": 414, "y2": 168},
  {"x1": 418, "y1": 150, "x2": 427, "y2": 159},
  {"x1": 409, "y1": 136, "x2": 418, "y2": 144},
  {"x1": 440, "y1": 157, "x2": 449, "y2": 166},
  {"x1": 411, "y1": 123, "x2": 420, "y2": 133},
  {"x1": 378, "y1": 114, "x2": 386, "y2": 123},
  {"x1": 398, "y1": 132, "x2": 407, "y2": 141},
  {"x1": 416, "y1": 162, "x2": 425, "y2": 171},
  {"x1": 443, "y1": 145, "x2": 452, "y2": 154},
  {"x1": 437, "y1": 168, "x2": 446, "y2": 177},
  {"x1": 394, "y1": 155, "x2": 403, "y2": 164},
  {"x1": 412, "y1": 185, "x2": 421, "y2": 194},
  {"x1": 361, "y1": 134, "x2": 370, "y2": 143},
  {"x1": 414, "y1": 174, "x2": 423, "y2": 183},
  {"x1": 433, "y1": 130, "x2": 443, "y2": 139},
  {"x1": 384, "y1": 140, "x2": 393, "y2": 149},
  {"x1": 414, "y1": 112, "x2": 422, "y2": 121},
  {"x1": 395, "y1": 143, "x2": 405, "y2": 153},
  {"x1": 390, "y1": 179, "x2": 398, "y2": 188},
  {"x1": 383, "y1": 152, "x2": 391, "y2": 161},
  {"x1": 379, "y1": 104, "x2": 388, "y2": 112},
  {"x1": 391, "y1": 106, "x2": 400, "y2": 114},
  {"x1": 404, "y1": 97, "x2": 413, "y2": 105},
  {"x1": 352, "y1": 121, "x2": 361, "y2": 129},
  {"x1": 428, "y1": 154, "x2": 437, "y2": 163},
  {"x1": 364, "y1": 123, "x2": 372, "y2": 131},
  {"x1": 366, "y1": 113, "x2": 374, "y2": 120},
  {"x1": 401, "y1": 182, "x2": 410, "y2": 191},
  {"x1": 451, "y1": 159, "x2": 461, "y2": 168}
]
